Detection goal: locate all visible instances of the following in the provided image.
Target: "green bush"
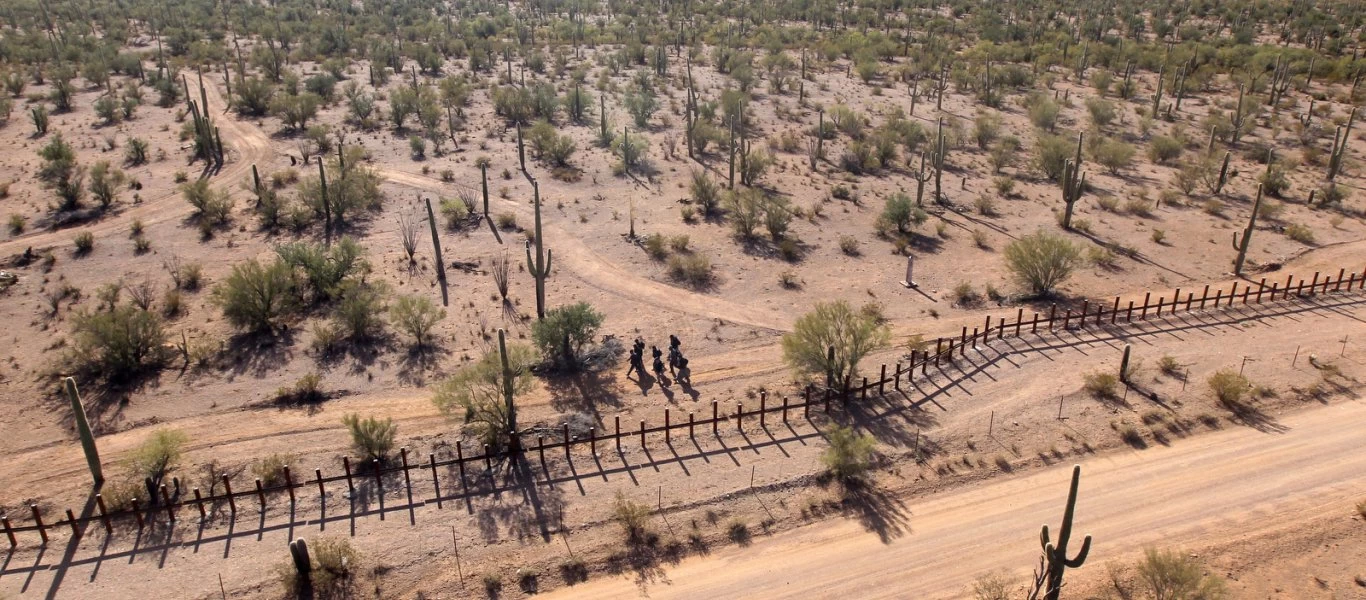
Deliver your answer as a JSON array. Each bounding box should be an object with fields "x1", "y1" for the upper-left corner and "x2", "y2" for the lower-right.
[
  {"x1": 73, "y1": 231, "x2": 94, "y2": 255},
  {"x1": 69, "y1": 304, "x2": 168, "y2": 379},
  {"x1": 821, "y1": 425, "x2": 876, "y2": 483},
  {"x1": 129, "y1": 428, "x2": 188, "y2": 481},
  {"x1": 1003, "y1": 232, "x2": 1082, "y2": 296},
  {"x1": 1084, "y1": 372, "x2": 1119, "y2": 399},
  {"x1": 1207, "y1": 369, "x2": 1249, "y2": 407},
  {"x1": 668, "y1": 253, "x2": 713, "y2": 287},
  {"x1": 213, "y1": 259, "x2": 297, "y2": 332},
  {"x1": 389, "y1": 295, "x2": 445, "y2": 348},
  {"x1": 331, "y1": 283, "x2": 387, "y2": 341},
  {"x1": 432, "y1": 340, "x2": 537, "y2": 448},
  {"x1": 1136, "y1": 547, "x2": 1228, "y2": 600},
  {"x1": 781, "y1": 300, "x2": 890, "y2": 389},
  {"x1": 531, "y1": 302, "x2": 604, "y2": 370},
  {"x1": 1147, "y1": 135, "x2": 1183, "y2": 164},
  {"x1": 611, "y1": 491, "x2": 653, "y2": 544},
  {"x1": 341, "y1": 413, "x2": 396, "y2": 462},
  {"x1": 878, "y1": 193, "x2": 928, "y2": 234}
]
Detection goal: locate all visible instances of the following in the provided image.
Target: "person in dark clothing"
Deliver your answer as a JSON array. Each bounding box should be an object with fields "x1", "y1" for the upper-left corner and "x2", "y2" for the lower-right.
[
  {"x1": 626, "y1": 346, "x2": 642, "y2": 377},
  {"x1": 651, "y1": 346, "x2": 667, "y2": 384}
]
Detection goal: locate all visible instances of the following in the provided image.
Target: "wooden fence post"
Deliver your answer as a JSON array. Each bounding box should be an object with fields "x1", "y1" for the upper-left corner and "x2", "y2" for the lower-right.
[
  {"x1": 689, "y1": 413, "x2": 695, "y2": 438},
  {"x1": 1335, "y1": 268, "x2": 1345, "y2": 291},
  {"x1": 66, "y1": 509, "x2": 79, "y2": 536},
  {"x1": 161, "y1": 485, "x2": 175, "y2": 522},
  {"x1": 1172, "y1": 289, "x2": 1181, "y2": 313},
  {"x1": 1048, "y1": 304, "x2": 1056, "y2": 330},
  {"x1": 759, "y1": 394, "x2": 767, "y2": 426},
  {"x1": 1016, "y1": 307, "x2": 1024, "y2": 335},
  {"x1": 314, "y1": 469, "x2": 325, "y2": 504},
  {"x1": 736, "y1": 404, "x2": 744, "y2": 430},
  {"x1": 712, "y1": 402, "x2": 719, "y2": 435},
  {"x1": 456, "y1": 442, "x2": 467, "y2": 491},
  {"x1": 2, "y1": 516, "x2": 15, "y2": 548},
  {"x1": 878, "y1": 365, "x2": 886, "y2": 394},
  {"x1": 782, "y1": 395, "x2": 789, "y2": 423},
  {"x1": 97, "y1": 494, "x2": 112, "y2": 532},
  {"x1": 131, "y1": 498, "x2": 143, "y2": 529},
  {"x1": 32, "y1": 505, "x2": 46, "y2": 544},
  {"x1": 639, "y1": 420, "x2": 647, "y2": 449},
  {"x1": 283, "y1": 466, "x2": 295, "y2": 504},
  {"x1": 223, "y1": 475, "x2": 236, "y2": 515},
  {"x1": 373, "y1": 459, "x2": 385, "y2": 519},
  {"x1": 400, "y1": 448, "x2": 412, "y2": 507},
  {"x1": 342, "y1": 457, "x2": 354, "y2": 495},
  {"x1": 255, "y1": 479, "x2": 266, "y2": 510},
  {"x1": 1140, "y1": 292, "x2": 1151, "y2": 319},
  {"x1": 429, "y1": 454, "x2": 442, "y2": 509}
]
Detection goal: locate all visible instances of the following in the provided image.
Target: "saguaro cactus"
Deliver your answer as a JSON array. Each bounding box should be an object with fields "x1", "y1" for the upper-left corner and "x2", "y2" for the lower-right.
[
  {"x1": 289, "y1": 538, "x2": 312, "y2": 575},
  {"x1": 1214, "y1": 151, "x2": 1232, "y2": 195},
  {"x1": 931, "y1": 118, "x2": 947, "y2": 204},
  {"x1": 526, "y1": 181, "x2": 552, "y2": 320},
  {"x1": 1327, "y1": 107, "x2": 1356, "y2": 181},
  {"x1": 424, "y1": 197, "x2": 448, "y2": 305},
  {"x1": 1232, "y1": 183, "x2": 1264, "y2": 276},
  {"x1": 934, "y1": 63, "x2": 950, "y2": 110},
  {"x1": 912, "y1": 151, "x2": 933, "y2": 206},
  {"x1": 1229, "y1": 85, "x2": 1248, "y2": 145},
  {"x1": 1151, "y1": 62, "x2": 1165, "y2": 116},
  {"x1": 1061, "y1": 132, "x2": 1085, "y2": 230},
  {"x1": 516, "y1": 123, "x2": 526, "y2": 173},
  {"x1": 498, "y1": 328, "x2": 517, "y2": 446},
  {"x1": 480, "y1": 162, "x2": 489, "y2": 216},
  {"x1": 1039, "y1": 465, "x2": 1092, "y2": 600},
  {"x1": 1118, "y1": 345, "x2": 1132, "y2": 383},
  {"x1": 65, "y1": 377, "x2": 103, "y2": 484}
]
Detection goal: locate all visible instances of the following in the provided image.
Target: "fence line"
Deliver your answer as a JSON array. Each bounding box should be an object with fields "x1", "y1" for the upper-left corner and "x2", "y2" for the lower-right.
[{"x1": 2, "y1": 265, "x2": 1363, "y2": 547}]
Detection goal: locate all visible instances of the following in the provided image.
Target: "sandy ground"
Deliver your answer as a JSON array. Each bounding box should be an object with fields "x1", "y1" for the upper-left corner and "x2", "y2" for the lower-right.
[{"x1": 543, "y1": 398, "x2": 1366, "y2": 600}]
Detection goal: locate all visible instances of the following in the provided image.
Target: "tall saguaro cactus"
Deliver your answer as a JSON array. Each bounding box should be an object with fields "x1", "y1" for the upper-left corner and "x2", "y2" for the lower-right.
[
  {"x1": 498, "y1": 328, "x2": 518, "y2": 447},
  {"x1": 526, "y1": 180, "x2": 552, "y2": 320},
  {"x1": 1232, "y1": 183, "x2": 1264, "y2": 276},
  {"x1": 65, "y1": 377, "x2": 103, "y2": 484},
  {"x1": 1229, "y1": 85, "x2": 1248, "y2": 145},
  {"x1": 931, "y1": 118, "x2": 947, "y2": 204},
  {"x1": 1039, "y1": 465, "x2": 1092, "y2": 600},
  {"x1": 1327, "y1": 107, "x2": 1356, "y2": 181},
  {"x1": 1061, "y1": 132, "x2": 1085, "y2": 230}
]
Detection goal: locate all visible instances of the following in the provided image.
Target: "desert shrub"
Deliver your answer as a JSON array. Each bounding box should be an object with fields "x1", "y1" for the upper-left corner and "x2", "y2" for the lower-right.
[
  {"x1": 778, "y1": 269, "x2": 800, "y2": 288},
  {"x1": 69, "y1": 304, "x2": 168, "y2": 379},
  {"x1": 1201, "y1": 198, "x2": 1225, "y2": 216},
  {"x1": 1151, "y1": 229, "x2": 1166, "y2": 244},
  {"x1": 821, "y1": 425, "x2": 876, "y2": 483},
  {"x1": 1258, "y1": 162, "x2": 1291, "y2": 198},
  {"x1": 1086, "y1": 98, "x2": 1116, "y2": 127},
  {"x1": 73, "y1": 231, "x2": 94, "y2": 255},
  {"x1": 341, "y1": 413, "x2": 396, "y2": 462},
  {"x1": 668, "y1": 253, "x2": 714, "y2": 287},
  {"x1": 88, "y1": 161, "x2": 126, "y2": 209},
  {"x1": 781, "y1": 300, "x2": 890, "y2": 389},
  {"x1": 39, "y1": 133, "x2": 85, "y2": 211},
  {"x1": 7, "y1": 214, "x2": 24, "y2": 235},
  {"x1": 1136, "y1": 547, "x2": 1228, "y2": 600},
  {"x1": 971, "y1": 571, "x2": 1015, "y2": 600},
  {"x1": 129, "y1": 428, "x2": 188, "y2": 481},
  {"x1": 953, "y1": 282, "x2": 982, "y2": 307},
  {"x1": 725, "y1": 188, "x2": 764, "y2": 239},
  {"x1": 213, "y1": 259, "x2": 296, "y2": 332},
  {"x1": 438, "y1": 196, "x2": 471, "y2": 229},
  {"x1": 1115, "y1": 422, "x2": 1144, "y2": 446},
  {"x1": 431, "y1": 340, "x2": 537, "y2": 448},
  {"x1": 690, "y1": 170, "x2": 721, "y2": 216},
  {"x1": 612, "y1": 491, "x2": 653, "y2": 544},
  {"x1": 559, "y1": 557, "x2": 588, "y2": 584},
  {"x1": 973, "y1": 112, "x2": 1001, "y2": 149},
  {"x1": 668, "y1": 235, "x2": 690, "y2": 252},
  {"x1": 1207, "y1": 369, "x2": 1249, "y2": 407},
  {"x1": 277, "y1": 238, "x2": 367, "y2": 302},
  {"x1": 275, "y1": 372, "x2": 325, "y2": 404},
  {"x1": 252, "y1": 453, "x2": 297, "y2": 488},
  {"x1": 1027, "y1": 95, "x2": 1061, "y2": 130},
  {"x1": 1003, "y1": 232, "x2": 1082, "y2": 296},
  {"x1": 331, "y1": 283, "x2": 387, "y2": 341},
  {"x1": 727, "y1": 519, "x2": 752, "y2": 544},
  {"x1": 1125, "y1": 196, "x2": 1154, "y2": 218},
  {"x1": 528, "y1": 120, "x2": 576, "y2": 167},
  {"x1": 993, "y1": 176, "x2": 1015, "y2": 196},
  {"x1": 389, "y1": 295, "x2": 445, "y2": 348},
  {"x1": 644, "y1": 233, "x2": 669, "y2": 260},
  {"x1": 1084, "y1": 371, "x2": 1119, "y2": 399},
  {"x1": 974, "y1": 194, "x2": 997, "y2": 216},
  {"x1": 1034, "y1": 134, "x2": 1073, "y2": 180},
  {"x1": 531, "y1": 302, "x2": 604, "y2": 370},
  {"x1": 1284, "y1": 223, "x2": 1314, "y2": 244},
  {"x1": 1094, "y1": 138, "x2": 1135, "y2": 174},
  {"x1": 878, "y1": 193, "x2": 928, "y2": 234},
  {"x1": 1148, "y1": 135, "x2": 1183, "y2": 164},
  {"x1": 839, "y1": 235, "x2": 860, "y2": 256},
  {"x1": 1158, "y1": 355, "x2": 1182, "y2": 376},
  {"x1": 125, "y1": 137, "x2": 149, "y2": 166},
  {"x1": 181, "y1": 179, "x2": 234, "y2": 225}
]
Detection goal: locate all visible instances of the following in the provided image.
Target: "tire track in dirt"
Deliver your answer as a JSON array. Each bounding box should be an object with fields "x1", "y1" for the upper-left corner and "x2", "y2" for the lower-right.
[
  {"x1": 380, "y1": 168, "x2": 794, "y2": 333},
  {"x1": 0, "y1": 83, "x2": 273, "y2": 255}
]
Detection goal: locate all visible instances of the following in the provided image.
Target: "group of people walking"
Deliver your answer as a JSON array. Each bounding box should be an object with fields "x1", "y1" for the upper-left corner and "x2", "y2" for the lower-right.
[{"x1": 626, "y1": 335, "x2": 689, "y2": 385}]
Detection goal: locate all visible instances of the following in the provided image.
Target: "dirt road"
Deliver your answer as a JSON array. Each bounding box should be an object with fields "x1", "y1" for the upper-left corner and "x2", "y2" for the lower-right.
[{"x1": 545, "y1": 398, "x2": 1366, "y2": 599}]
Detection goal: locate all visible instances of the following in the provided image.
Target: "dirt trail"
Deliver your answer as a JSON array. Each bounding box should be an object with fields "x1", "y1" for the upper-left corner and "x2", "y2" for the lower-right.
[
  {"x1": 380, "y1": 168, "x2": 795, "y2": 333},
  {"x1": 545, "y1": 398, "x2": 1366, "y2": 599},
  {"x1": 0, "y1": 82, "x2": 273, "y2": 255}
]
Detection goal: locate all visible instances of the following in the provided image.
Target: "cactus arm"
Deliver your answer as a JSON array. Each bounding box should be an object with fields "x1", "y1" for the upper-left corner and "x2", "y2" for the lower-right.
[
  {"x1": 544, "y1": 248, "x2": 552, "y2": 275},
  {"x1": 525, "y1": 240, "x2": 535, "y2": 274},
  {"x1": 1065, "y1": 535, "x2": 1092, "y2": 567}
]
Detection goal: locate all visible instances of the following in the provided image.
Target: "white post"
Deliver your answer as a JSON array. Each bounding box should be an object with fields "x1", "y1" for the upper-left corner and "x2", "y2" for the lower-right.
[{"x1": 900, "y1": 255, "x2": 917, "y2": 288}]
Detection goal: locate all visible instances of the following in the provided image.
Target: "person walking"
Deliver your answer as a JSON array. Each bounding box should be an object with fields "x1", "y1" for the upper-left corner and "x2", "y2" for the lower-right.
[
  {"x1": 651, "y1": 345, "x2": 667, "y2": 384},
  {"x1": 626, "y1": 346, "x2": 642, "y2": 377}
]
